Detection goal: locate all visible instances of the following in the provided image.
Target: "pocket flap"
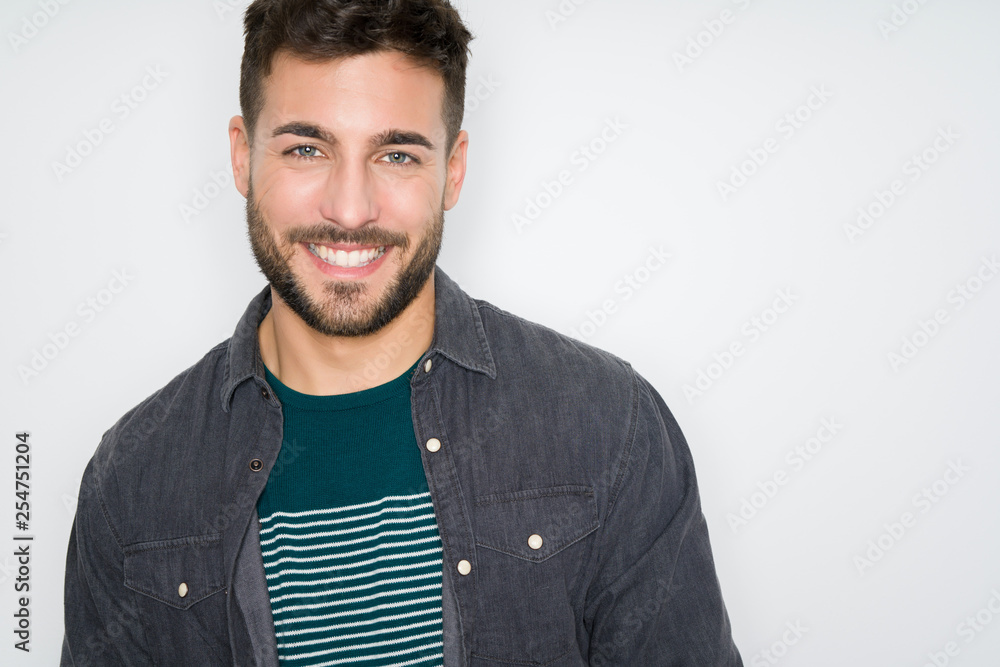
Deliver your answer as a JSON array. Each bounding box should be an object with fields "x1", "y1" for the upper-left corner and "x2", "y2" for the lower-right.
[
  {"x1": 123, "y1": 533, "x2": 226, "y2": 610},
  {"x1": 474, "y1": 485, "x2": 598, "y2": 562}
]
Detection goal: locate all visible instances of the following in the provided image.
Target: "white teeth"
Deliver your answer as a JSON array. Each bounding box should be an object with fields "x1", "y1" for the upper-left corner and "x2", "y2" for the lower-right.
[{"x1": 309, "y1": 244, "x2": 386, "y2": 268}]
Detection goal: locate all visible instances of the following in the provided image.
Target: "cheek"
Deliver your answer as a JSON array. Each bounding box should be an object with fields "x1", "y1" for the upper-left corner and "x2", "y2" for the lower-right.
[
  {"x1": 375, "y1": 177, "x2": 439, "y2": 222},
  {"x1": 255, "y1": 168, "x2": 328, "y2": 223}
]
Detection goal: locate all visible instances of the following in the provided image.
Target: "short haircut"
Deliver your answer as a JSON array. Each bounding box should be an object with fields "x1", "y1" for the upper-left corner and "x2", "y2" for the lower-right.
[{"x1": 240, "y1": 0, "x2": 474, "y2": 153}]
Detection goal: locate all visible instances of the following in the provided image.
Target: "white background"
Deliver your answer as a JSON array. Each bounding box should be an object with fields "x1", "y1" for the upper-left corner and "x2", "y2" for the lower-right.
[{"x1": 2, "y1": 0, "x2": 999, "y2": 665}]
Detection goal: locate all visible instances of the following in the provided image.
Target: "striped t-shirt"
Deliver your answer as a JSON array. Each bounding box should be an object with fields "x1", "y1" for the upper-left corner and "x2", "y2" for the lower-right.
[{"x1": 257, "y1": 360, "x2": 444, "y2": 667}]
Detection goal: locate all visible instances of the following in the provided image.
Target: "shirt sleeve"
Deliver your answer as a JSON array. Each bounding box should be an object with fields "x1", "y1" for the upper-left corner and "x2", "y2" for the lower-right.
[
  {"x1": 583, "y1": 368, "x2": 743, "y2": 666},
  {"x1": 61, "y1": 457, "x2": 150, "y2": 666}
]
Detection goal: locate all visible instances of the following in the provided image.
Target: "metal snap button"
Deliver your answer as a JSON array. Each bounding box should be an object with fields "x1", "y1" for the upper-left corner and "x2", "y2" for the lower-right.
[
  {"x1": 249, "y1": 458, "x2": 264, "y2": 472},
  {"x1": 457, "y1": 559, "x2": 472, "y2": 576},
  {"x1": 424, "y1": 358, "x2": 433, "y2": 373},
  {"x1": 528, "y1": 534, "x2": 543, "y2": 550},
  {"x1": 426, "y1": 438, "x2": 442, "y2": 453},
  {"x1": 178, "y1": 582, "x2": 189, "y2": 598}
]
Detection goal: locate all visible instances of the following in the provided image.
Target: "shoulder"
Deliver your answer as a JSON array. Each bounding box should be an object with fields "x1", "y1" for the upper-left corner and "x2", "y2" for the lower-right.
[
  {"x1": 84, "y1": 338, "x2": 233, "y2": 501},
  {"x1": 473, "y1": 297, "x2": 640, "y2": 411},
  {"x1": 460, "y1": 294, "x2": 688, "y2": 528},
  {"x1": 470, "y1": 296, "x2": 684, "y2": 460}
]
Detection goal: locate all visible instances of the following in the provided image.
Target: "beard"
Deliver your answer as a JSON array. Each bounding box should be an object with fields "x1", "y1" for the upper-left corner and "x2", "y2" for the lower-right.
[{"x1": 246, "y1": 181, "x2": 443, "y2": 338}]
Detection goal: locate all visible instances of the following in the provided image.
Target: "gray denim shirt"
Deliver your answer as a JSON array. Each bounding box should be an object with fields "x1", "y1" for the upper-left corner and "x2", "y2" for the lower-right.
[{"x1": 62, "y1": 266, "x2": 742, "y2": 666}]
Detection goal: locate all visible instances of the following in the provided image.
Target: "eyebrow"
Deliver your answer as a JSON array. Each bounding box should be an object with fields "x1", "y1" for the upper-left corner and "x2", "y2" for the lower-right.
[
  {"x1": 271, "y1": 123, "x2": 436, "y2": 152},
  {"x1": 272, "y1": 122, "x2": 335, "y2": 145}
]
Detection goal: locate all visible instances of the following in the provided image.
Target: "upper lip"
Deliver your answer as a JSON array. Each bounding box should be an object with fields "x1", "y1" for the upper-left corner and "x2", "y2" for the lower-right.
[{"x1": 307, "y1": 242, "x2": 386, "y2": 251}]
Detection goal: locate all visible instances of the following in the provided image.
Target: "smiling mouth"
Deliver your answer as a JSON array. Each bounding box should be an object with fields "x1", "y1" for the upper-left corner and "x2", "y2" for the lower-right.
[{"x1": 307, "y1": 243, "x2": 387, "y2": 268}]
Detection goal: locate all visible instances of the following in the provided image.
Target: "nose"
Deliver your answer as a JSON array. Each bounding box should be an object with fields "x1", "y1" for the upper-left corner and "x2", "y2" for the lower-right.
[{"x1": 317, "y1": 158, "x2": 378, "y2": 229}]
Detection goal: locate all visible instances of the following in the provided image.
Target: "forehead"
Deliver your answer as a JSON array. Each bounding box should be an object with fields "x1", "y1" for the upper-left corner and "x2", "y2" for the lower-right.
[{"x1": 260, "y1": 50, "x2": 447, "y2": 140}]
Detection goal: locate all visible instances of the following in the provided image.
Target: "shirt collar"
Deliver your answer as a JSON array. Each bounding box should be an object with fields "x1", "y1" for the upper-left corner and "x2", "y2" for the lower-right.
[{"x1": 219, "y1": 265, "x2": 496, "y2": 411}]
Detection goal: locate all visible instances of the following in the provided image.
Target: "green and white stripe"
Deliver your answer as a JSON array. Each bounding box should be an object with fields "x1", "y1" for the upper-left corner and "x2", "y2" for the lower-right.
[{"x1": 259, "y1": 492, "x2": 444, "y2": 667}]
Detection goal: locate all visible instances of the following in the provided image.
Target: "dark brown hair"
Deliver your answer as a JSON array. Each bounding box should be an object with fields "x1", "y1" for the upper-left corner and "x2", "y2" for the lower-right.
[{"x1": 239, "y1": 0, "x2": 474, "y2": 152}]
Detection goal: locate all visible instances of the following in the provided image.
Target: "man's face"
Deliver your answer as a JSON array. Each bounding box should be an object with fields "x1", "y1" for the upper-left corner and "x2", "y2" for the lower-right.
[{"x1": 231, "y1": 50, "x2": 467, "y2": 337}]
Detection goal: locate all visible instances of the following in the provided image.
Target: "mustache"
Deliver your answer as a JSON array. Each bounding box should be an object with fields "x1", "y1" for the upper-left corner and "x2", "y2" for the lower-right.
[
  {"x1": 283, "y1": 224, "x2": 409, "y2": 250},
  {"x1": 245, "y1": 183, "x2": 410, "y2": 250}
]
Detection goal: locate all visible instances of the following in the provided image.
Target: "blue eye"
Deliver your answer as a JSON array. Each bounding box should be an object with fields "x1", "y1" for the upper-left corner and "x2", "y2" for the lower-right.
[
  {"x1": 293, "y1": 145, "x2": 319, "y2": 158},
  {"x1": 385, "y1": 151, "x2": 416, "y2": 165}
]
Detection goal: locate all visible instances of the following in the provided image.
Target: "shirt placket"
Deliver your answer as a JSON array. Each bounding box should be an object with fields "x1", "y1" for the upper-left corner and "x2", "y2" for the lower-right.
[
  {"x1": 227, "y1": 377, "x2": 285, "y2": 666},
  {"x1": 411, "y1": 357, "x2": 477, "y2": 667}
]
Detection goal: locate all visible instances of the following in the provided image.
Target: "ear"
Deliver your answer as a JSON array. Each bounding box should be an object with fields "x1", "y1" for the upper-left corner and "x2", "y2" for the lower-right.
[
  {"x1": 443, "y1": 129, "x2": 469, "y2": 211},
  {"x1": 229, "y1": 116, "x2": 251, "y2": 198}
]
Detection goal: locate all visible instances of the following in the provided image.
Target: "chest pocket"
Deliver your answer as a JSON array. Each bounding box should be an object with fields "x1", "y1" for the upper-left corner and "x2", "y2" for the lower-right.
[
  {"x1": 474, "y1": 484, "x2": 598, "y2": 561},
  {"x1": 123, "y1": 533, "x2": 226, "y2": 609},
  {"x1": 470, "y1": 485, "x2": 598, "y2": 666}
]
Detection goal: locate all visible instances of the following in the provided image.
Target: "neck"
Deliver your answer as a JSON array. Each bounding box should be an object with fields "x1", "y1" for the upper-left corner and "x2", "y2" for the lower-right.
[{"x1": 258, "y1": 276, "x2": 435, "y2": 395}]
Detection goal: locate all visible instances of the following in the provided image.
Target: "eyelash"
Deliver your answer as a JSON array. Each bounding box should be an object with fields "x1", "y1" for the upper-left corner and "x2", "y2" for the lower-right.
[{"x1": 284, "y1": 144, "x2": 420, "y2": 167}]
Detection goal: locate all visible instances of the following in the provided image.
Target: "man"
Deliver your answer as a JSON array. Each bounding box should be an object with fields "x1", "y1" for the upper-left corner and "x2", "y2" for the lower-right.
[{"x1": 62, "y1": 1, "x2": 743, "y2": 665}]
